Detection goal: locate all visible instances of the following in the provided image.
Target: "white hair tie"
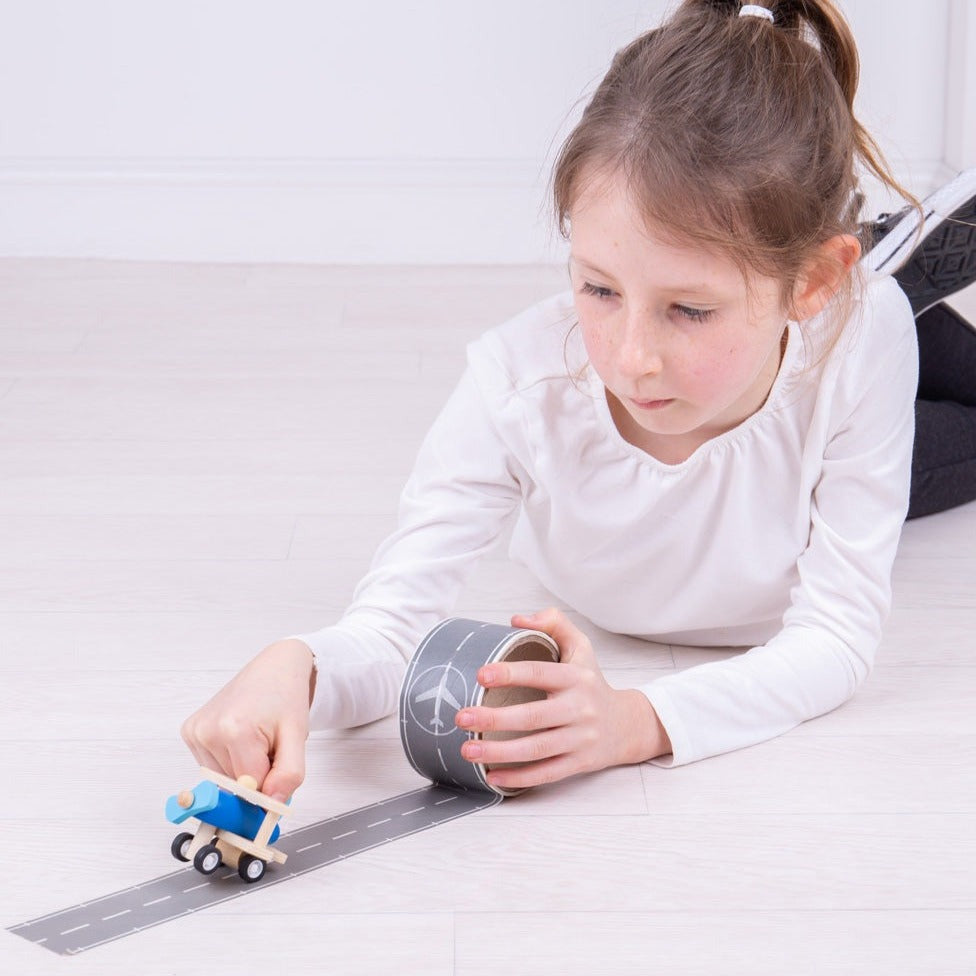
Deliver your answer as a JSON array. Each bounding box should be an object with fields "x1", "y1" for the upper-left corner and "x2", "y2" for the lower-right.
[{"x1": 739, "y1": 3, "x2": 775, "y2": 22}]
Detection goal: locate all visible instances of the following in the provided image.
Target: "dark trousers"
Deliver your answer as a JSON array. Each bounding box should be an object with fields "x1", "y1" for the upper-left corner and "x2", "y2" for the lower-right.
[{"x1": 910, "y1": 302, "x2": 976, "y2": 519}]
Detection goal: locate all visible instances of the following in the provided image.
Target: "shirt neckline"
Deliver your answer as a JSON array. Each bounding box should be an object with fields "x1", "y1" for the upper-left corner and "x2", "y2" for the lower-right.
[{"x1": 586, "y1": 320, "x2": 801, "y2": 470}]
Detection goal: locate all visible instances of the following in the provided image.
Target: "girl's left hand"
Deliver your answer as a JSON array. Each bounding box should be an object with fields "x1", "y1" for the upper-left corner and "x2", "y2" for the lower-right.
[{"x1": 454, "y1": 607, "x2": 671, "y2": 790}]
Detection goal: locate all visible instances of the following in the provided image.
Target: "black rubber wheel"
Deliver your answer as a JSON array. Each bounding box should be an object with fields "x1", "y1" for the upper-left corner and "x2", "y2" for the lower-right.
[
  {"x1": 170, "y1": 831, "x2": 195, "y2": 862},
  {"x1": 193, "y1": 842, "x2": 222, "y2": 875},
  {"x1": 238, "y1": 854, "x2": 266, "y2": 883}
]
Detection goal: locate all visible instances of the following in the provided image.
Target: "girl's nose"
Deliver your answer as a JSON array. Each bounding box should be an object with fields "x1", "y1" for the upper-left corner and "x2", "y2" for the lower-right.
[{"x1": 617, "y1": 313, "x2": 663, "y2": 378}]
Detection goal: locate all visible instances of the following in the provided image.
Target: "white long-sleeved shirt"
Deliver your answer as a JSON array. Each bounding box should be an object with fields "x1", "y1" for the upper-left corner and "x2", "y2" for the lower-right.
[{"x1": 293, "y1": 273, "x2": 918, "y2": 766}]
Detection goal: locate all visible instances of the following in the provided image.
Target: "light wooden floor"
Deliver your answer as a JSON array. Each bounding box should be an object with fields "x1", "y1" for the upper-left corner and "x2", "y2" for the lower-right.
[{"x1": 2, "y1": 259, "x2": 974, "y2": 975}]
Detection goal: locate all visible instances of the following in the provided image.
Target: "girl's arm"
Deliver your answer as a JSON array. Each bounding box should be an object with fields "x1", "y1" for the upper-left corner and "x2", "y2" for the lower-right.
[
  {"x1": 182, "y1": 363, "x2": 523, "y2": 791},
  {"x1": 295, "y1": 364, "x2": 524, "y2": 729},
  {"x1": 643, "y1": 296, "x2": 920, "y2": 766}
]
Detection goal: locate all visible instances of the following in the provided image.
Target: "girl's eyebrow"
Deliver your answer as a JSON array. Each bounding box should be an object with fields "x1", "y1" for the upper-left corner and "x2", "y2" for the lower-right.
[
  {"x1": 571, "y1": 255, "x2": 720, "y2": 297},
  {"x1": 570, "y1": 255, "x2": 613, "y2": 277}
]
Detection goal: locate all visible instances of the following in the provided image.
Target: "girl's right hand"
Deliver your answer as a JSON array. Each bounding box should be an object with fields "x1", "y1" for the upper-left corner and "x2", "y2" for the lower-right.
[{"x1": 180, "y1": 638, "x2": 316, "y2": 803}]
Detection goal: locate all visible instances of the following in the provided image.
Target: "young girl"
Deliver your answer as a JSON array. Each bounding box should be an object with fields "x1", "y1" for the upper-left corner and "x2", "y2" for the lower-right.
[{"x1": 181, "y1": 0, "x2": 976, "y2": 802}]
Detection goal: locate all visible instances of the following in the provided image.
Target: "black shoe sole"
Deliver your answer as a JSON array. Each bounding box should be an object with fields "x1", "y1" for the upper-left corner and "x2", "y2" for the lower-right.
[
  {"x1": 864, "y1": 167, "x2": 976, "y2": 315},
  {"x1": 894, "y1": 195, "x2": 976, "y2": 315}
]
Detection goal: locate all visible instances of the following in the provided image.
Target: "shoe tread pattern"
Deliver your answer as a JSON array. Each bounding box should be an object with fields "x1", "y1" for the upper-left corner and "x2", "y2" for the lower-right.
[{"x1": 894, "y1": 197, "x2": 976, "y2": 314}]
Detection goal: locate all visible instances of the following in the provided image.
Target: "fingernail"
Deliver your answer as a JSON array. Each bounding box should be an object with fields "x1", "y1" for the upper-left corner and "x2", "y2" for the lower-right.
[
  {"x1": 456, "y1": 710, "x2": 474, "y2": 728},
  {"x1": 463, "y1": 742, "x2": 482, "y2": 760},
  {"x1": 271, "y1": 792, "x2": 288, "y2": 803},
  {"x1": 480, "y1": 667, "x2": 496, "y2": 684}
]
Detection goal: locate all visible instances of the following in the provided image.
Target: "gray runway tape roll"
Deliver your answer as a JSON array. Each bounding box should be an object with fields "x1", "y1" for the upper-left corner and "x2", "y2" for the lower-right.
[
  {"x1": 400, "y1": 617, "x2": 559, "y2": 796},
  {"x1": 8, "y1": 618, "x2": 559, "y2": 955}
]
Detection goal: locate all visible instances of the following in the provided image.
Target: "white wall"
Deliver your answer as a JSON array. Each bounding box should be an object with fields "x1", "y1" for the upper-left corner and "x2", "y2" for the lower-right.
[{"x1": 0, "y1": 0, "x2": 965, "y2": 264}]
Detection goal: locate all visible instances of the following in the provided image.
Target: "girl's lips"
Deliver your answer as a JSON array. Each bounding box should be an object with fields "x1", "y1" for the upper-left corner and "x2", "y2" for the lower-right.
[{"x1": 630, "y1": 397, "x2": 674, "y2": 410}]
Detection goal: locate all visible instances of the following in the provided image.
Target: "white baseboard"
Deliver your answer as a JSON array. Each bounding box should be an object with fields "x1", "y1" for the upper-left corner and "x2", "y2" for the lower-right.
[
  {"x1": 0, "y1": 156, "x2": 956, "y2": 265},
  {"x1": 0, "y1": 157, "x2": 564, "y2": 265}
]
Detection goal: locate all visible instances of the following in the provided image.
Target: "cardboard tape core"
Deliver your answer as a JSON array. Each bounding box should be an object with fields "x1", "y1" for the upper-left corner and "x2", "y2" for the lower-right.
[{"x1": 480, "y1": 640, "x2": 555, "y2": 776}]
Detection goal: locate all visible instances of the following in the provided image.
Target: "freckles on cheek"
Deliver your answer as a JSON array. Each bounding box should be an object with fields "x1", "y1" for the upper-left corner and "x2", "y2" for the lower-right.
[
  {"x1": 686, "y1": 351, "x2": 738, "y2": 395},
  {"x1": 580, "y1": 321, "x2": 612, "y2": 362}
]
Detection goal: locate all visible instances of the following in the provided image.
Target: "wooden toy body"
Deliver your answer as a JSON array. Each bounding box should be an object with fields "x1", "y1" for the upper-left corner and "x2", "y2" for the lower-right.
[
  {"x1": 165, "y1": 767, "x2": 291, "y2": 878},
  {"x1": 166, "y1": 780, "x2": 281, "y2": 845}
]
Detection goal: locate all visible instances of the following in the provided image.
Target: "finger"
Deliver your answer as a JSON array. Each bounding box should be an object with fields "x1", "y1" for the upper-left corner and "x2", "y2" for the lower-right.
[
  {"x1": 261, "y1": 721, "x2": 307, "y2": 802},
  {"x1": 187, "y1": 742, "x2": 224, "y2": 777},
  {"x1": 181, "y1": 717, "x2": 233, "y2": 777},
  {"x1": 484, "y1": 752, "x2": 582, "y2": 791},
  {"x1": 461, "y1": 728, "x2": 574, "y2": 767},
  {"x1": 512, "y1": 607, "x2": 593, "y2": 665},
  {"x1": 478, "y1": 658, "x2": 576, "y2": 694},
  {"x1": 456, "y1": 696, "x2": 571, "y2": 734},
  {"x1": 225, "y1": 735, "x2": 273, "y2": 790}
]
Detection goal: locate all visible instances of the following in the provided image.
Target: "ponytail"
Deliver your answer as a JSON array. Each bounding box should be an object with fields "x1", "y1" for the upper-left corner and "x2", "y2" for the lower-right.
[{"x1": 766, "y1": 0, "x2": 916, "y2": 214}]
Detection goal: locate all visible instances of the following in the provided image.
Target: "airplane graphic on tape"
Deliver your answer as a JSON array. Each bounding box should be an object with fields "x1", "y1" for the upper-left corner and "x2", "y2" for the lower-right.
[{"x1": 407, "y1": 664, "x2": 468, "y2": 735}]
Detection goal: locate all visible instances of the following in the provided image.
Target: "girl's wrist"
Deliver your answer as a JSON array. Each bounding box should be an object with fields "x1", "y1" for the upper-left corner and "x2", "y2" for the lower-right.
[
  {"x1": 257, "y1": 639, "x2": 317, "y2": 706},
  {"x1": 617, "y1": 689, "x2": 672, "y2": 764}
]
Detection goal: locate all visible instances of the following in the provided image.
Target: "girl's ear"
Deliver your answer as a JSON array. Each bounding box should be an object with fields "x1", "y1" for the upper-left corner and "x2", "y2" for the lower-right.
[{"x1": 790, "y1": 234, "x2": 861, "y2": 320}]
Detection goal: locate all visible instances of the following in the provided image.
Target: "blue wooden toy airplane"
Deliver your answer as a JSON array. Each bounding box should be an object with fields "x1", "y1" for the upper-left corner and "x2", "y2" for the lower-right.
[{"x1": 165, "y1": 767, "x2": 291, "y2": 883}]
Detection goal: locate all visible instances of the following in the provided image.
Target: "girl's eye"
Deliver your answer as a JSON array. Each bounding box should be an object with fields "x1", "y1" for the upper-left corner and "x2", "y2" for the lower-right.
[
  {"x1": 673, "y1": 304, "x2": 714, "y2": 322},
  {"x1": 580, "y1": 282, "x2": 615, "y2": 300}
]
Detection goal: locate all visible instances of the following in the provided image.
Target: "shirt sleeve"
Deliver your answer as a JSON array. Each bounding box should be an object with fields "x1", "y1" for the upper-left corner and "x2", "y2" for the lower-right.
[
  {"x1": 641, "y1": 288, "x2": 919, "y2": 766},
  {"x1": 290, "y1": 365, "x2": 523, "y2": 730}
]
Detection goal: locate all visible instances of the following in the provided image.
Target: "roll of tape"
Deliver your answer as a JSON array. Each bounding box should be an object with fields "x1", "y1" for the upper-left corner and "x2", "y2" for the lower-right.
[
  {"x1": 400, "y1": 617, "x2": 560, "y2": 796},
  {"x1": 10, "y1": 618, "x2": 560, "y2": 955}
]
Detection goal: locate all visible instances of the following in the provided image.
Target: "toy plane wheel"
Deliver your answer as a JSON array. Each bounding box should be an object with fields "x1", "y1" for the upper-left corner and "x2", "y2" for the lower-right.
[
  {"x1": 238, "y1": 854, "x2": 266, "y2": 883},
  {"x1": 193, "y1": 843, "x2": 222, "y2": 875},
  {"x1": 171, "y1": 832, "x2": 195, "y2": 862}
]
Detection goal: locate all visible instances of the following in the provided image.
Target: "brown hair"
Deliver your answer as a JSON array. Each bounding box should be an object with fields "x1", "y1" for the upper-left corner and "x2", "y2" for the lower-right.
[{"x1": 551, "y1": 0, "x2": 918, "y2": 324}]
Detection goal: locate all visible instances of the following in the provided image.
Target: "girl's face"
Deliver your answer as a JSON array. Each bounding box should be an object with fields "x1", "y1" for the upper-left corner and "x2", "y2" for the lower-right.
[{"x1": 568, "y1": 169, "x2": 790, "y2": 460}]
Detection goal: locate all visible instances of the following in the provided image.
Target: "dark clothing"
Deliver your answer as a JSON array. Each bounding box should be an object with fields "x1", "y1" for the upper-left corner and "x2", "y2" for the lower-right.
[{"x1": 909, "y1": 302, "x2": 976, "y2": 518}]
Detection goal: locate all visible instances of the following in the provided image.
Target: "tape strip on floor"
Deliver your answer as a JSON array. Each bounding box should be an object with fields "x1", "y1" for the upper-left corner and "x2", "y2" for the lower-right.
[{"x1": 7, "y1": 618, "x2": 559, "y2": 956}]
